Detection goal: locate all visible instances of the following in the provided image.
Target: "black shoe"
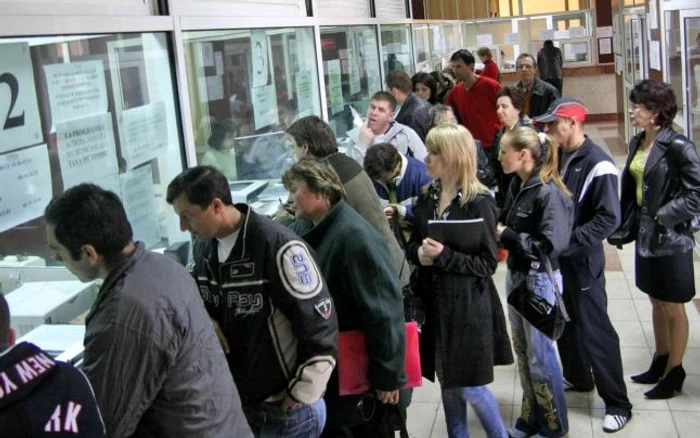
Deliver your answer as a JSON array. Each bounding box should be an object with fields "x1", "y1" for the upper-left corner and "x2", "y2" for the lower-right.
[
  {"x1": 631, "y1": 353, "x2": 669, "y2": 384},
  {"x1": 563, "y1": 378, "x2": 594, "y2": 392},
  {"x1": 644, "y1": 365, "x2": 686, "y2": 399}
]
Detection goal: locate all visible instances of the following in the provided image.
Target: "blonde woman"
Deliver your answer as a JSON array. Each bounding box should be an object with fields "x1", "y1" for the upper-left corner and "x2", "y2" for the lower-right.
[
  {"x1": 406, "y1": 123, "x2": 512, "y2": 438},
  {"x1": 496, "y1": 127, "x2": 573, "y2": 438}
]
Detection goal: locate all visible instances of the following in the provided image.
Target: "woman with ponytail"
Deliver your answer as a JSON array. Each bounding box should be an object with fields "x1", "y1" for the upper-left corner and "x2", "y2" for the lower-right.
[{"x1": 495, "y1": 127, "x2": 574, "y2": 438}]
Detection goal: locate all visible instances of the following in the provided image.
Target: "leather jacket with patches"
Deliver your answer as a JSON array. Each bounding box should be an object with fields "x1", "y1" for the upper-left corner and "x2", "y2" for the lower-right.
[{"x1": 191, "y1": 204, "x2": 338, "y2": 406}]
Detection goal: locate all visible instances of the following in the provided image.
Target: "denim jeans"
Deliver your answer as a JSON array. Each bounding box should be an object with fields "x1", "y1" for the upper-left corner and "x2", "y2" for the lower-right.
[
  {"x1": 507, "y1": 269, "x2": 569, "y2": 438},
  {"x1": 244, "y1": 398, "x2": 326, "y2": 438}
]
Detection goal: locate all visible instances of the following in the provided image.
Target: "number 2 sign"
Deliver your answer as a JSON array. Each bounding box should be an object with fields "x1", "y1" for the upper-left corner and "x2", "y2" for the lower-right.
[{"x1": 0, "y1": 42, "x2": 42, "y2": 154}]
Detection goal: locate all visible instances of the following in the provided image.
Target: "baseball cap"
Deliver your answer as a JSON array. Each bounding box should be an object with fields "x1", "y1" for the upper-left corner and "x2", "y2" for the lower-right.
[{"x1": 533, "y1": 98, "x2": 588, "y2": 123}]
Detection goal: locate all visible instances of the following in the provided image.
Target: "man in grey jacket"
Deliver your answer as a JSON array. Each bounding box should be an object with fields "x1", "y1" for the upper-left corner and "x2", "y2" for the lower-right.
[{"x1": 44, "y1": 184, "x2": 252, "y2": 438}]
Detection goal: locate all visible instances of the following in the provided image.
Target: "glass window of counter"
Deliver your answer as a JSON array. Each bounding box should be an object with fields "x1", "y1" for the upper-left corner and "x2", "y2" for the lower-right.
[
  {"x1": 413, "y1": 24, "x2": 431, "y2": 72},
  {"x1": 0, "y1": 32, "x2": 186, "y2": 293},
  {"x1": 685, "y1": 16, "x2": 700, "y2": 144},
  {"x1": 320, "y1": 25, "x2": 381, "y2": 151},
  {"x1": 381, "y1": 25, "x2": 414, "y2": 76},
  {"x1": 665, "y1": 11, "x2": 683, "y2": 122},
  {"x1": 182, "y1": 27, "x2": 322, "y2": 189}
]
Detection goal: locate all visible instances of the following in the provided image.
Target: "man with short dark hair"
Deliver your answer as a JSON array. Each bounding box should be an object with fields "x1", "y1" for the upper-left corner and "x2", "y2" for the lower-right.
[
  {"x1": 537, "y1": 99, "x2": 632, "y2": 433},
  {"x1": 43, "y1": 184, "x2": 252, "y2": 438},
  {"x1": 446, "y1": 49, "x2": 501, "y2": 149},
  {"x1": 537, "y1": 40, "x2": 564, "y2": 95},
  {"x1": 386, "y1": 70, "x2": 432, "y2": 141},
  {"x1": 515, "y1": 53, "x2": 560, "y2": 118},
  {"x1": 349, "y1": 91, "x2": 426, "y2": 164},
  {"x1": 166, "y1": 166, "x2": 338, "y2": 438},
  {"x1": 0, "y1": 295, "x2": 105, "y2": 437}
]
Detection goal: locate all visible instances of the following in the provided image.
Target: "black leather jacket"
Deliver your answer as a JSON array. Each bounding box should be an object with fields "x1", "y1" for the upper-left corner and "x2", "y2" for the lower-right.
[{"x1": 610, "y1": 128, "x2": 700, "y2": 257}]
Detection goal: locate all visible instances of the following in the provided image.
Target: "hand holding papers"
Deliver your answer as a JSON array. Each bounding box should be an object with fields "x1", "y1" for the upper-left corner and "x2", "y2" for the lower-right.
[{"x1": 427, "y1": 218, "x2": 485, "y2": 254}]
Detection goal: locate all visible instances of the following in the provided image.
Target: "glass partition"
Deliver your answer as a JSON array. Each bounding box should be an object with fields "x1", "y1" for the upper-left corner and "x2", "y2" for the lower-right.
[
  {"x1": 685, "y1": 16, "x2": 700, "y2": 144},
  {"x1": 320, "y1": 25, "x2": 381, "y2": 151},
  {"x1": 665, "y1": 11, "x2": 683, "y2": 122},
  {"x1": 183, "y1": 27, "x2": 321, "y2": 196},
  {"x1": 0, "y1": 32, "x2": 185, "y2": 295},
  {"x1": 413, "y1": 24, "x2": 431, "y2": 72},
  {"x1": 529, "y1": 11, "x2": 593, "y2": 65},
  {"x1": 381, "y1": 24, "x2": 414, "y2": 75},
  {"x1": 442, "y1": 23, "x2": 464, "y2": 59}
]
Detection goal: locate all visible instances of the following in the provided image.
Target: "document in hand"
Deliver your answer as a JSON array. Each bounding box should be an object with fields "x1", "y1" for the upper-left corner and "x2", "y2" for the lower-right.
[{"x1": 427, "y1": 218, "x2": 485, "y2": 254}]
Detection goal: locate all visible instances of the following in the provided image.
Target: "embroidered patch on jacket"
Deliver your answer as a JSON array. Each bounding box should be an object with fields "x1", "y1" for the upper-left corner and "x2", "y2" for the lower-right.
[
  {"x1": 314, "y1": 298, "x2": 333, "y2": 320},
  {"x1": 277, "y1": 240, "x2": 323, "y2": 300}
]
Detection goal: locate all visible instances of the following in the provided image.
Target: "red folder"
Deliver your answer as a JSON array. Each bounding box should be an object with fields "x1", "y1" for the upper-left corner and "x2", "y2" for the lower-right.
[{"x1": 337, "y1": 321, "x2": 422, "y2": 396}]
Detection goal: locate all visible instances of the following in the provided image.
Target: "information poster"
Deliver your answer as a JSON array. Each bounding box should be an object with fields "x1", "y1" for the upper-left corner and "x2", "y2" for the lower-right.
[
  {"x1": 504, "y1": 33, "x2": 519, "y2": 45},
  {"x1": 200, "y1": 43, "x2": 214, "y2": 67},
  {"x1": 347, "y1": 33, "x2": 361, "y2": 96},
  {"x1": 215, "y1": 52, "x2": 224, "y2": 76},
  {"x1": 252, "y1": 84, "x2": 279, "y2": 130},
  {"x1": 599, "y1": 38, "x2": 612, "y2": 56},
  {"x1": 0, "y1": 42, "x2": 42, "y2": 154},
  {"x1": 44, "y1": 60, "x2": 108, "y2": 126},
  {"x1": 120, "y1": 164, "x2": 161, "y2": 248},
  {"x1": 0, "y1": 144, "x2": 52, "y2": 233},
  {"x1": 251, "y1": 31, "x2": 270, "y2": 88},
  {"x1": 328, "y1": 60, "x2": 343, "y2": 115},
  {"x1": 56, "y1": 113, "x2": 119, "y2": 190},
  {"x1": 476, "y1": 34, "x2": 493, "y2": 46},
  {"x1": 295, "y1": 70, "x2": 314, "y2": 118},
  {"x1": 206, "y1": 76, "x2": 224, "y2": 100},
  {"x1": 121, "y1": 101, "x2": 168, "y2": 169},
  {"x1": 539, "y1": 30, "x2": 555, "y2": 41}
]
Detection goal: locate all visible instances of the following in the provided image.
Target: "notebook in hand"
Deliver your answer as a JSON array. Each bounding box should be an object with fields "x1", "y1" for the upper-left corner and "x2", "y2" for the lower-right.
[{"x1": 427, "y1": 218, "x2": 485, "y2": 254}]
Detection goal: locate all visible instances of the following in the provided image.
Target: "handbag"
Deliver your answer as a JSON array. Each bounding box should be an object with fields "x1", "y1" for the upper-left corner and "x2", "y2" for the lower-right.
[
  {"x1": 607, "y1": 202, "x2": 639, "y2": 248},
  {"x1": 338, "y1": 321, "x2": 422, "y2": 396},
  {"x1": 506, "y1": 242, "x2": 570, "y2": 341},
  {"x1": 363, "y1": 399, "x2": 410, "y2": 438}
]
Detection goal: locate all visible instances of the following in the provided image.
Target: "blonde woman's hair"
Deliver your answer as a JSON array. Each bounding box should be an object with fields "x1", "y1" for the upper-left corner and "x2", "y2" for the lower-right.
[
  {"x1": 282, "y1": 157, "x2": 346, "y2": 204},
  {"x1": 501, "y1": 127, "x2": 571, "y2": 196},
  {"x1": 425, "y1": 123, "x2": 489, "y2": 205},
  {"x1": 476, "y1": 47, "x2": 493, "y2": 59}
]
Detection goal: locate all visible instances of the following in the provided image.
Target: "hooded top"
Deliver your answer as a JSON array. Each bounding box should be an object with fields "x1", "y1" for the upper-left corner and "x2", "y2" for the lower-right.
[{"x1": 0, "y1": 342, "x2": 105, "y2": 437}]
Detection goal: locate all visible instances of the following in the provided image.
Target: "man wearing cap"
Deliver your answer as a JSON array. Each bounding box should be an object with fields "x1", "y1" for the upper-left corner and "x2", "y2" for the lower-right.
[
  {"x1": 536, "y1": 98, "x2": 633, "y2": 433},
  {"x1": 515, "y1": 53, "x2": 560, "y2": 119}
]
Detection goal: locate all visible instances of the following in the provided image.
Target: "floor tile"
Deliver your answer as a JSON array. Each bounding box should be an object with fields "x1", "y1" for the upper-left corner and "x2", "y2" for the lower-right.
[
  {"x1": 568, "y1": 407, "x2": 594, "y2": 438},
  {"x1": 667, "y1": 374, "x2": 700, "y2": 412},
  {"x1": 606, "y1": 279, "x2": 632, "y2": 299},
  {"x1": 412, "y1": 377, "x2": 442, "y2": 403},
  {"x1": 672, "y1": 409, "x2": 700, "y2": 437},
  {"x1": 615, "y1": 320, "x2": 649, "y2": 347},
  {"x1": 608, "y1": 300, "x2": 640, "y2": 321},
  {"x1": 406, "y1": 402, "x2": 439, "y2": 438}
]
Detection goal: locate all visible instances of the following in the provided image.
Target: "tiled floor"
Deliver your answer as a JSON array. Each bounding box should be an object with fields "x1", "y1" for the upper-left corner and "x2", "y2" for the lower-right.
[{"x1": 404, "y1": 124, "x2": 700, "y2": 437}]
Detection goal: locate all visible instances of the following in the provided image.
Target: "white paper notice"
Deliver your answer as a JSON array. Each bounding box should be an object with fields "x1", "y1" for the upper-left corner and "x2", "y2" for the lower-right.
[
  {"x1": 206, "y1": 76, "x2": 224, "y2": 101},
  {"x1": 200, "y1": 43, "x2": 214, "y2": 67},
  {"x1": 0, "y1": 43, "x2": 42, "y2": 154},
  {"x1": 44, "y1": 60, "x2": 108, "y2": 126},
  {"x1": 650, "y1": 0, "x2": 659, "y2": 30},
  {"x1": 251, "y1": 31, "x2": 269, "y2": 88},
  {"x1": 56, "y1": 113, "x2": 119, "y2": 190},
  {"x1": 504, "y1": 33, "x2": 519, "y2": 45},
  {"x1": 120, "y1": 164, "x2": 161, "y2": 248},
  {"x1": 0, "y1": 144, "x2": 52, "y2": 233},
  {"x1": 539, "y1": 30, "x2": 555, "y2": 41},
  {"x1": 597, "y1": 26, "x2": 613, "y2": 38},
  {"x1": 215, "y1": 52, "x2": 224, "y2": 76},
  {"x1": 252, "y1": 85, "x2": 279, "y2": 131},
  {"x1": 476, "y1": 34, "x2": 493, "y2": 46},
  {"x1": 121, "y1": 102, "x2": 168, "y2": 169},
  {"x1": 328, "y1": 60, "x2": 343, "y2": 115},
  {"x1": 599, "y1": 38, "x2": 613, "y2": 55},
  {"x1": 295, "y1": 71, "x2": 314, "y2": 118},
  {"x1": 650, "y1": 41, "x2": 661, "y2": 71},
  {"x1": 554, "y1": 30, "x2": 570, "y2": 40},
  {"x1": 569, "y1": 27, "x2": 587, "y2": 38},
  {"x1": 347, "y1": 33, "x2": 361, "y2": 96}
]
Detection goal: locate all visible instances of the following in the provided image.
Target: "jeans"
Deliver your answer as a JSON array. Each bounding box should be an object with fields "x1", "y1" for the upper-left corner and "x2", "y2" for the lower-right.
[
  {"x1": 245, "y1": 398, "x2": 326, "y2": 438},
  {"x1": 507, "y1": 270, "x2": 569, "y2": 438}
]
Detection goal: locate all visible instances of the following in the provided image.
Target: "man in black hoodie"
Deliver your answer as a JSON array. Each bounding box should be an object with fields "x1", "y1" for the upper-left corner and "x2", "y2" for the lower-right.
[{"x1": 0, "y1": 294, "x2": 105, "y2": 436}]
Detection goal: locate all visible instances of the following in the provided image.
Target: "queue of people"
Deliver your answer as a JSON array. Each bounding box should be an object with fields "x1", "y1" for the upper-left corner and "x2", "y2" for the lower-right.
[{"x1": 4, "y1": 41, "x2": 698, "y2": 438}]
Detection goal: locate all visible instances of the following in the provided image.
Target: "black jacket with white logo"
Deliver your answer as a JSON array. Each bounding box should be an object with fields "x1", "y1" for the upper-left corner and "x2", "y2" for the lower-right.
[
  {"x1": 0, "y1": 342, "x2": 105, "y2": 437},
  {"x1": 191, "y1": 204, "x2": 338, "y2": 406}
]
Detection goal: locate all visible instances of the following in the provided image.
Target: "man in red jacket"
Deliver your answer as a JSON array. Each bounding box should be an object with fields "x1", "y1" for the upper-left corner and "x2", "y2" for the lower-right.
[{"x1": 445, "y1": 49, "x2": 501, "y2": 150}]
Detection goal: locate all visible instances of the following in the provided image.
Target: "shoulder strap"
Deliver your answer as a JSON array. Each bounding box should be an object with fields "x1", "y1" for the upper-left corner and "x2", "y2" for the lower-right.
[{"x1": 533, "y1": 241, "x2": 570, "y2": 321}]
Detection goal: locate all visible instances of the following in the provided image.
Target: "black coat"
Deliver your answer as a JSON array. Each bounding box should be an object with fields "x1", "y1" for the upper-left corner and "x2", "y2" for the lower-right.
[
  {"x1": 516, "y1": 78, "x2": 560, "y2": 118},
  {"x1": 407, "y1": 186, "x2": 513, "y2": 388},
  {"x1": 395, "y1": 93, "x2": 433, "y2": 142},
  {"x1": 610, "y1": 128, "x2": 700, "y2": 257}
]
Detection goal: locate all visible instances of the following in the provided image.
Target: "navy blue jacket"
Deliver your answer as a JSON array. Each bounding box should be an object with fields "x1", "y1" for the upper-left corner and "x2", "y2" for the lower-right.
[
  {"x1": 559, "y1": 137, "x2": 621, "y2": 258},
  {"x1": 371, "y1": 155, "x2": 432, "y2": 221}
]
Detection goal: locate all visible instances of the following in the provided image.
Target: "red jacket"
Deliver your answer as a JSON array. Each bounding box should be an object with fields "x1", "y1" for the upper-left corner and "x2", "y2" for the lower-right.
[
  {"x1": 481, "y1": 59, "x2": 500, "y2": 82},
  {"x1": 446, "y1": 76, "x2": 502, "y2": 148}
]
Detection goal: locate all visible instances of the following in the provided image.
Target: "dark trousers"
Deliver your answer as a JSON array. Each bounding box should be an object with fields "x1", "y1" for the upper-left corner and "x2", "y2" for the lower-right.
[
  {"x1": 557, "y1": 247, "x2": 632, "y2": 416},
  {"x1": 543, "y1": 77, "x2": 563, "y2": 96}
]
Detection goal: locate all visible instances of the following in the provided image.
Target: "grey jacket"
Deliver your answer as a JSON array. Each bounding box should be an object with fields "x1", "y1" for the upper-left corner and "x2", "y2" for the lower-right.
[
  {"x1": 350, "y1": 121, "x2": 427, "y2": 164},
  {"x1": 82, "y1": 242, "x2": 253, "y2": 438}
]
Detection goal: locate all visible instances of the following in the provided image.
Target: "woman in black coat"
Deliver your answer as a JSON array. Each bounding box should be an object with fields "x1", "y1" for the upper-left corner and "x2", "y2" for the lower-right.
[
  {"x1": 609, "y1": 80, "x2": 700, "y2": 399},
  {"x1": 406, "y1": 123, "x2": 512, "y2": 438}
]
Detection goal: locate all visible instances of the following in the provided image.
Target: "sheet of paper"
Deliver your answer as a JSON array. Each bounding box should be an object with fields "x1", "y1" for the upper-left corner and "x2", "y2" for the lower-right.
[
  {"x1": 0, "y1": 42, "x2": 42, "y2": 153},
  {"x1": 597, "y1": 26, "x2": 613, "y2": 38},
  {"x1": 205, "y1": 76, "x2": 224, "y2": 100},
  {"x1": 476, "y1": 34, "x2": 493, "y2": 46},
  {"x1": 43, "y1": 60, "x2": 108, "y2": 126},
  {"x1": 252, "y1": 84, "x2": 279, "y2": 130},
  {"x1": 598, "y1": 38, "x2": 612, "y2": 55},
  {"x1": 295, "y1": 70, "x2": 314, "y2": 118},
  {"x1": 120, "y1": 164, "x2": 161, "y2": 248},
  {"x1": 200, "y1": 43, "x2": 214, "y2": 67},
  {"x1": 539, "y1": 30, "x2": 555, "y2": 41},
  {"x1": 327, "y1": 59, "x2": 344, "y2": 115},
  {"x1": 0, "y1": 144, "x2": 52, "y2": 233},
  {"x1": 649, "y1": 40, "x2": 661, "y2": 71},
  {"x1": 504, "y1": 33, "x2": 519, "y2": 45},
  {"x1": 251, "y1": 30, "x2": 269, "y2": 88},
  {"x1": 649, "y1": 0, "x2": 658, "y2": 30},
  {"x1": 347, "y1": 32, "x2": 361, "y2": 96},
  {"x1": 569, "y1": 27, "x2": 587, "y2": 38},
  {"x1": 215, "y1": 52, "x2": 224, "y2": 76},
  {"x1": 56, "y1": 112, "x2": 119, "y2": 190},
  {"x1": 121, "y1": 101, "x2": 168, "y2": 169}
]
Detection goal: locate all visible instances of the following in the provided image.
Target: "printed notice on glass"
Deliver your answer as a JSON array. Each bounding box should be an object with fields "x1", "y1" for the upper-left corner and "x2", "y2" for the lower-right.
[
  {"x1": 0, "y1": 144, "x2": 52, "y2": 233},
  {"x1": 570, "y1": 27, "x2": 587, "y2": 38},
  {"x1": 56, "y1": 113, "x2": 119, "y2": 190},
  {"x1": 539, "y1": 30, "x2": 555, "y2": 41},
  {"x1": 295, "y1": 70, "x2": 314, "y2": 118},
  {"x1": 251, "y1": 30, "x2": 270, "y2": 88},
  {"x1": 598, "y1": 38, "x2": 612, "y2": 56},
  {"x1": 215, "y1": 52, "x2": 224, "y2": 76},
  {"x1": 252, "y1": 84, "x2": 279, "y2": 131},
  {"x1": 504, "y1": 33, "x2": 519, "y2": 45},
  {"x1": 476, "y1": 34, "x2": 493, "y2": 46},
  {"x1": 44, "y1": 60, "x2": 108, "y2": 126},
  {"x1": 200, "y1": 43, "x2": 214, "y2": 67},
  {"x1": 206, "y1": 76, "x2": 224, "y2": 101},
  {"x1": 649, "y1": 41, "x2": 661, "y2": 71},
  {"x1": 597, "y1": 26, "x2": 613, "y2": 38},
  {"x1": 347, "y1": 33, "x2": 361, "y2": 96},
  {"x1": 121, "y1": 101, "x2": 168, "y2": 169},
  {"x1": 0, "y1": 42, "x2": 42, "y2": 154},
  {"x1": 120, "y1": 164, "x2": 161, "y2": 248},
  {"x1": 328, "y1": 60, "x2": 343, "y2": 115}
]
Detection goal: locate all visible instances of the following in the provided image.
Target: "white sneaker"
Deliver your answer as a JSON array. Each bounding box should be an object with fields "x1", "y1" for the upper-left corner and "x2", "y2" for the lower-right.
[{"x1": 603, "y1": 413, "x2": 631, "y2": 433}]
